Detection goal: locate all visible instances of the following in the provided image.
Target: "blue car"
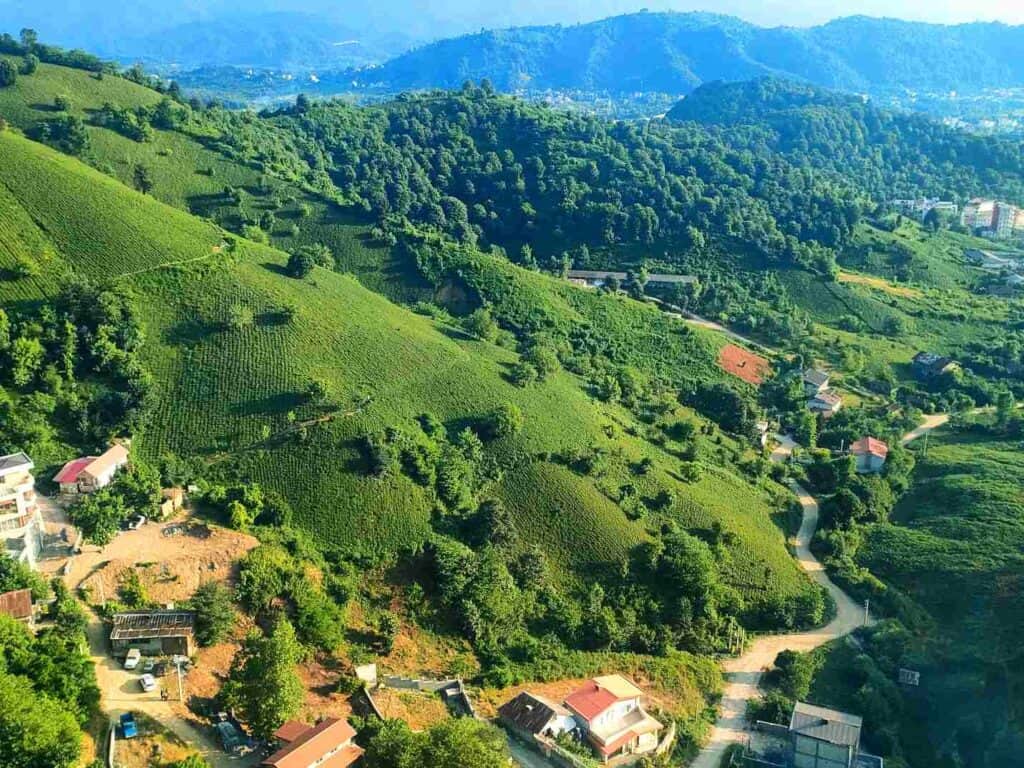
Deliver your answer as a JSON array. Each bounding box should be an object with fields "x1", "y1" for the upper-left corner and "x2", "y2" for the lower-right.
[{"x1": 119, "y1": 713, "x2": 138, "y2": 739}]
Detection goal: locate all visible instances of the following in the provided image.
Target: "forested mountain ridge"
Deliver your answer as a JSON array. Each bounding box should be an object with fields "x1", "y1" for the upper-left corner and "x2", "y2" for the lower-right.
[
  {"x1": 668, "y1": 78, "x2": 1024, "y2": 203},
  {"x1": 345, "y1": 13, "x2": 1024, "y2": 98}
]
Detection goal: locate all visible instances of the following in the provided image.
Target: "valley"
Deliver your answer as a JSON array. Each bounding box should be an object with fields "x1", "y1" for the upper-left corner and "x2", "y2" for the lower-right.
[{"x1": 0, "y1": 23, "x2": 1023, "y2": 768}]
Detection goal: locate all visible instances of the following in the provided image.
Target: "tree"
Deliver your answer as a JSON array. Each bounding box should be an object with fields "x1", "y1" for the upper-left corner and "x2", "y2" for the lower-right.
[
  {"x1": 0, "y1": 671, "x2": 82, "y2": 768},
  {"x1": 420, "y1": 718, "x2": 510, "y2": 768},
  {"x1": 0, "y1": 60, "x2": 17, "y2": 88},
  {"x1": 363, "y1": 717, "x2": 510, "y2": 768},
  {"x1": 377, "y1": 611, "x2": 400, "y2": 654},
  {"x1": 463, "y1": 308, "x2": 497, "y2": 342},
  {"x1": 523, "y1": 345, "x2": 559, "y2": 380},
  {"x1": 227, "y1": 500, "x2": 253, "y2": 530},
  {"x1": 169, "y1": 757, "x2": 211, "y2": 768},
  {"x1": 286, "y1": 244, "x2": 332, "y2": 278},
  {"x1": 486, "y1": 403, "x2": 523, "y2": 439},
  {"x1": 9, "y1": 336, "x2": 43, "y2": 387},
  {"x1": 19, "y1": 28, "x2": 38, "y2": 49},
  {"x1": 221, "y1": 619, "x2": 303, "y2": 739},
  {"x1": 67, "y1": 489, "x2": 127, "y2": 546},
  {"x1": 479, "y1": 499, "x2": 518, "y2": 549},
  {"x1": 187, "y1": 582, "x2": 236, "y2": 646},
  {"x1": 132, "y1": 164, "x2": 154, "y2": 195},
  {"x1": 54, "y1": 95, "x2": 71, "y2": 111},
  {"x1": 305, "y1": 378, "x2": 328, "y2": 404},
  {"x1": 20, "y1": 54, "x2": 38, "y2": 75},
  {"x1": 0, "y1": 552, "x2": 48, "y2": 599},
  {"x1": 226, "y1": 303, "x2": 254, "y2": 330}
]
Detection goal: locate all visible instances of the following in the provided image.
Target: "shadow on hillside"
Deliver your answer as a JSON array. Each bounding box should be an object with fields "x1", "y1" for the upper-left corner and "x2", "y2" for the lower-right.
[
  {"x1": 439, "y1": 325, "x2": 475, "y2": 343},
  {"x1": 231, "y1": 392, "x2": 303, "y2": 417},
  {"x1": 164, "y1": 317, "x2": 217, "y2": 347},
  {"x1": 261, "y1": 262, "x2": 292, "y2": 278},
  {"x1": 186, "y1": 192, "x2": 232, "y2": 218},
  {"x1": 256, "y1": 310, "x2": 292, "y2": 327},
  {"x1": 29, "y1": 102, "x2": 60, "y2": 113}
]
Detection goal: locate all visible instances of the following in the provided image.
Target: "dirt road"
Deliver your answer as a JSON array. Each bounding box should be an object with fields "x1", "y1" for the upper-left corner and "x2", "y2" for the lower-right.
[{"x1": 690, "y1": 418, "x2": 946, "y2": 767}]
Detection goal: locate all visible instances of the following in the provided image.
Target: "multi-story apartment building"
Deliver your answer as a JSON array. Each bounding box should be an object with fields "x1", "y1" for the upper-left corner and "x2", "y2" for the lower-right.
[{"x1": 0, "y1": 452, "x2": 44, "y2": 568}]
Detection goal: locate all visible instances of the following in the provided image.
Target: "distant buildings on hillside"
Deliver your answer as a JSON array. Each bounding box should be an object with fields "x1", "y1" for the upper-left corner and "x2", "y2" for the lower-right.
[
  {"x1": 891, "y1": 198, "x2": 958, "y2": 220},
  {"x1": 890, "y1": 197, "x2": 1024, "y2": 240},
  {"x1": 960, "y1": 198, "x2": 1024, "y2": 239}
]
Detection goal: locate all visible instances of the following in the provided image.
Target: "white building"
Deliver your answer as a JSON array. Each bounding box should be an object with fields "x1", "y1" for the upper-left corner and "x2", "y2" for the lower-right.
[
  {"x1": 891, "y1": 198, "x2": 958, "y2": 220},
  {"x1": 564, "y1": 675, "x2": 663, "y2": 763},
  {"x1": 53, "y1": 444, "x2": 129, "y2": 496},
  {"x1": 0, "y1": 453, "x2": 45, "y2": 569},
  {"x1": 808, "y1": 390, "x2": 843, "y2": 416}
]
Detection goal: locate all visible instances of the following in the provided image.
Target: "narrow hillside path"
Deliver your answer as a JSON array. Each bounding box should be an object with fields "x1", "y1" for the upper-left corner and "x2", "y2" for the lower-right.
[{"x1": 690, "y1": 420, "x2": 946, "y2": 768}]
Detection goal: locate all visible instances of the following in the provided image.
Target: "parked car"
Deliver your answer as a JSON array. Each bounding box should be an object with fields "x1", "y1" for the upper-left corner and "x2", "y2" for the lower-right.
[
  {"x1": 119, "y1": 713, "x2": 138, "y2": 739},
  {"x1": 123, "y1": 648, "x2": 142, "y2": 670},
  {"x1": 142, "y1": 658, "x2": 155, "y2": 673},
  {"x1": 214, "y1": 720, "x2": 246, "y2": 754},
  {"x1": 126, "y1": 514, "x2": 147, "y2": 530},
  {"x1": 139, "y1": 674, "x2": 157, "y2": 693},
  {"x1": 152, "y1": 661, "x2": 169, "y2": 677}
]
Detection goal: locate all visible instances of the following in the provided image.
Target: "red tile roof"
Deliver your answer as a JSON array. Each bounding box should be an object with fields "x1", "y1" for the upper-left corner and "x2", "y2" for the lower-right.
[
  {"x1": 850, "y1": 437, "x2": 889, "y2": 458},
  {"x1": 261, "y1": 718, "x2": 359, "y2": 768},
  {"x1": 53, "y1": 457, "x2": 96, "y2": 484},
  {"x1": 718, "y1": 344, "x2": 771, "y2": 386},
  {"x1": 0, "y1": 589, "x2": 32, "y2": 620},
  {"x1": 564, "y1": 681, "x2": 620, "y2": 723},
  {"x1": 273, "y1": 721, "x2": 312, "y2": 744}
]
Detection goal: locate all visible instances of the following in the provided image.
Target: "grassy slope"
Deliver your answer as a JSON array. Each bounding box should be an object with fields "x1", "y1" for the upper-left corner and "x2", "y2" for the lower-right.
[
  {"x1": 778, "y1": 223, "x2": 1023, "y2": 379},
  {"x1": 852, "y1": 426, "x2": 1024, "y2": 762},
  {"x1": 0, "y1": 130, "x2": 813, "y2": 614},
  {"x1": 860, "y1": 427, "x2": 1024, "y2": 660}
]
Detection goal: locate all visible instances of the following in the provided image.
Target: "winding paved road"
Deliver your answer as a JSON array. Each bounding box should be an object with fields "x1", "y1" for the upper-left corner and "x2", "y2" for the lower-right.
[{"x1": 690, "y1": 421, "x2": 946, "y2": 768}]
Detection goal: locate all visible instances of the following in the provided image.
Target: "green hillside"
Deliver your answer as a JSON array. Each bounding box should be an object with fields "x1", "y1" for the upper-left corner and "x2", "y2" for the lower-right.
[{"x1": 0, "y1": 129, "x2": 815, "y2": 621}]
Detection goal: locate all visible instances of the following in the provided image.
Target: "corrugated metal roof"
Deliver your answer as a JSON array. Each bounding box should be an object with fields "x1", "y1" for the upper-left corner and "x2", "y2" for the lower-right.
[
  {"x1": 0, "y1": 589, "x2": 32, "y2": 619},
  {"x1": 499, "y1": 692, "x2": 571, "y2": 734},
  {"x1": 803, "y1": 369, "x2": 830, "y2": 387},
  {"x1": 110, "y1": 611, "x2": 195, "y2": 640},
  {"x1": 790, "y1": 701, "x2": 862, "y2": 748}
]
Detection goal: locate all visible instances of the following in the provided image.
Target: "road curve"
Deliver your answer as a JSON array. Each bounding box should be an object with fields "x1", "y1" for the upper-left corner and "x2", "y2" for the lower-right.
[{"x1": 690, "y1": 421, "x2": 944, "y2": 768}]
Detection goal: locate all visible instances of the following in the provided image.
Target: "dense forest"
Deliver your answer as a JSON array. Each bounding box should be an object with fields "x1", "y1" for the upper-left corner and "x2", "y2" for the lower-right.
[
  {"x1": 340, "y1": 13, "x2": 1024, "y2": 98},
  {"x1": 669, "y1": 78, "x2": 1024, "y2": 204}
]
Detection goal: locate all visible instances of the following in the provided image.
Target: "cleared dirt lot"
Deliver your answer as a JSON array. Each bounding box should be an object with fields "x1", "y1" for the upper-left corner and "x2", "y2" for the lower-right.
[{"x1": 69, "y1": 514, "x2": 258, "y2": 604}]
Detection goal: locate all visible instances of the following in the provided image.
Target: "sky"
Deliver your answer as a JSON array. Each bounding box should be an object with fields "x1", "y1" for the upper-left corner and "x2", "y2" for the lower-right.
[{"x1": 2, "y1": 0, "x2": 1023, "y2": 53}]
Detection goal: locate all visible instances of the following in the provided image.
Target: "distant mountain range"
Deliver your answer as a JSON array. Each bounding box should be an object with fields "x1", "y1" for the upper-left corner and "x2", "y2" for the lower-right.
[
  {"x1": 346, "y1": 12, "x2": 1024, "y2": 97},
  {"x1": 108, "y1": 12, "x2": 416, "y2": 70}
]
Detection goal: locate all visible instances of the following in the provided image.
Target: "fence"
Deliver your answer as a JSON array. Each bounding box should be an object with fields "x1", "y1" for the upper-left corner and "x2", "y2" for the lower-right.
[
  {"x1": 106, "y1": 720, "x2": 116, "y2": 768},
  {"x1": 381, "y1": 675, "x2": 458, "y2": 693}
]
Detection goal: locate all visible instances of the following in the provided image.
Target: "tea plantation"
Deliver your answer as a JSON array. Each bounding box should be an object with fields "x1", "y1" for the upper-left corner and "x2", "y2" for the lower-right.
[{"x1": 0, "y1": 129, "x2": 817, "y2": 618}]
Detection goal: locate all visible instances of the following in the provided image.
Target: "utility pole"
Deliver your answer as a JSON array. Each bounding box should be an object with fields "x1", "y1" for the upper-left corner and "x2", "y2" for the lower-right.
[
  {"x1": 864, "y1": 599, "x2": 870, "y2": 626},
  {"x1": 175, "y1": 659, "x2": 184, "y2": 702}
]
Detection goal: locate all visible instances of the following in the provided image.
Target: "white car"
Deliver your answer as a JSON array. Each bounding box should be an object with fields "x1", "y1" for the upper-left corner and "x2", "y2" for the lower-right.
[
  {"x1": 139, "y1": 674, "x2": 157, "y2": 693},
  {"x1": 123, "y1": 649, "x2": 142, "y2": 670}
]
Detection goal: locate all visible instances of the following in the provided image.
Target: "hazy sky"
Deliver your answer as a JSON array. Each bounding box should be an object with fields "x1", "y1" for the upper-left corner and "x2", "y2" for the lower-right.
[
  {"x1": 2, "y1": 0, "x2": 1023, "y2": 51},
  {"x1": 504, "y1": 0, "x2": 1024, "y2": 27}
]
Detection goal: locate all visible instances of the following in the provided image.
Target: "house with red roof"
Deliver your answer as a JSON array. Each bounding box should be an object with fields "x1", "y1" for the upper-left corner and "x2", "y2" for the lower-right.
[
  {"x1": 262, "y1": 717, "x2": 363, "y2": 768},
  {"x1": 850, "y1": 437, "x2": 889, "y2": 474},
  {"x1": 53, "y1": 444, "x2": 129, "y2": 496},
  {"x1": 563, "y1": 675, "x2": 663, "y2": 763}
]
